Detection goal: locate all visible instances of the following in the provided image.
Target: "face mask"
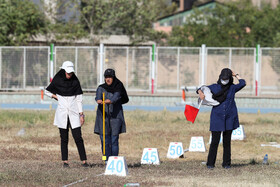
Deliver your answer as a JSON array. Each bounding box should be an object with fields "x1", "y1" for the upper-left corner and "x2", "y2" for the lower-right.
[{"x1": 221, "y1": 79, "x2": 229, "y2": 85}]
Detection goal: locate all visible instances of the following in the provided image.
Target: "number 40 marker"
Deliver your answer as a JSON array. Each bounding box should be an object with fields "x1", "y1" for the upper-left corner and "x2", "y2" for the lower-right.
[{"x1": 105, "y1": 156, "x2": 129, "y2": 176}]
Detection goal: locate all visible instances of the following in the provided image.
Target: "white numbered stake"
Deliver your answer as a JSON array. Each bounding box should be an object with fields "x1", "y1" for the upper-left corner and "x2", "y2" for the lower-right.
[
  {"x1": 141, "y1": 148, "x2": 160, "y2": 165},
  {"x1": 167, "y1": 142, "x2": 183, "y2": 159},
  {"x1": 189, "y1": 136, "x2": 206, "y2": 152},
  {"x1": 208, "y1": 125, "x2": 246, "y2": 144},
  {"x1": 231, "y1": 125, "x2": 246, "y2": 140},
  {"x1": 105, "y1": 156, "x2": 128, "y2": 176}
]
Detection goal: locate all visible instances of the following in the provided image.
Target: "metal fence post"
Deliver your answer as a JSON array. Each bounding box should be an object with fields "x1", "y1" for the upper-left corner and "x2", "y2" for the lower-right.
[
  {"x1": 255, "y1": 44, "x2": 260, "y2": 96},
  {"x1": 23, "y1": 47, "x2": 26, "y2": 89},
  {"x1": 0, "y1": 47, "x2": 1, "y2": 89},
  {"x1": 99, "y1": 43, "x2": 104, "y2": 85},
  {"x1": 151, "y1": 44, "x2": 156, "y2": 94},
  {"x1": 47, "y1": 47, "x2": 50, "y2": 85},
  {"x1": 126, "y1": 47, "x2": 129, "y2": 89},
  {"x1": 75, "y1": 47, "x2": 78, "y2": 76},
  {"x1": 155, "y1": 46, "x2": 158, "y2": 93},
  {"x1": 177, "y1": 47, "x2": 180, "y2": 90},
  {"x1": 201, "y1": 44, "x2": 206, "y2": 86},
  {"x1": 229, "y1": 48, "x2": 232, "y2": 69},
  {"x1": 50, "y1": 43, "x2": 54, "y2": 82}
]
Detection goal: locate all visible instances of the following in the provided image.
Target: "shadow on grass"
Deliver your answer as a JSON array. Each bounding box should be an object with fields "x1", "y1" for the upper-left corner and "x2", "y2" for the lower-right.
[
  {"x1": 127, "y1": 162, "x2": 141, "y2": 168},
  {"x1": 90, "y1": 163, "x2": 106, "y2": 168},
  {"x1": 231, "y1": 160, "x2": 261, "y2": 168},
  {"x1": 89, "y1": 162, "x2": 142, "y2": 168}
]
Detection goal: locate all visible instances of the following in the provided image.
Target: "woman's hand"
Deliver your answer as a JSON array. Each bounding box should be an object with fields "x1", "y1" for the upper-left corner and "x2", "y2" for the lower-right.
[
  {"x1": 198, "y1": 90, "x2": 205, "y2": 100},
  {"x1": 52, "y1": 94, "x2": 58, "y2": 101},
  {"x1": 97, "y1": 99, "x2": 111, "y2": 104},
  {"x1": 79, "y1": 113, "x2": 85, "y2": 125},
  {"x1": 232, "y1": 71, "x2": 240, "y2": 79}
]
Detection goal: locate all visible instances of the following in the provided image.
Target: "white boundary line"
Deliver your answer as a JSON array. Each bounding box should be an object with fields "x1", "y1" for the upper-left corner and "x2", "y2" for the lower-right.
[{"x1": 63, "y1": 173, "x2": 104, "y2": 187}]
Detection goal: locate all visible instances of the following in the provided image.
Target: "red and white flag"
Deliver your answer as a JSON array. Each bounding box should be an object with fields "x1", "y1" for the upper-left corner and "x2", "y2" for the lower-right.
[{"x1": 184, "y1": 100, "x2": 202, "y2": 123}]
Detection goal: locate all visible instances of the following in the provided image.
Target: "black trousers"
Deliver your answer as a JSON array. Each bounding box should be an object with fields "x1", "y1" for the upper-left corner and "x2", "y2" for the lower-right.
[
  {"x1": 59, "y1": 118, "x2": 87, "y2": 161},
  {"x1": 207, "y1": 130, "x2": 232, "y2": 167}
]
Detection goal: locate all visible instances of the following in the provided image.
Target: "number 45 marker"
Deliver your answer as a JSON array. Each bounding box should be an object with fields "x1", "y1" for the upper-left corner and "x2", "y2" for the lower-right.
[{"x1": 141, "y1": 148, "x2": 160, "y2": 165}]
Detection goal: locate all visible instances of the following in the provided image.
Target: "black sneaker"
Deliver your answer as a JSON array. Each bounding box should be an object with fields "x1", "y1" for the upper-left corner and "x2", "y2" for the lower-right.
[
  {"x1": 207, "y1": 165, "x2": 214, "y2": 170},
  {"x1": 223, "y1": 165, "x2": 231, "y2": 169},
  {"x1": 63, "y1": 163, "x2": 69, "y2": 168},
  {"x1": 82, "y1": 163, "x2": 89, "y2": 167}
]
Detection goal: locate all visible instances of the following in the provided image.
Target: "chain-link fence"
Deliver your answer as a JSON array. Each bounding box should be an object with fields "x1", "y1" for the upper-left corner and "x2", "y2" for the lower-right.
[
  {"x1": 55, "y1": 47, "x2": 99, "y2": 91},
  {"x1": 206, "y1": 48, "x2": 255, "y2": 95},
  {"x1": 260, "y1": 48, "x2": 280, "y2": 95},
  {"x1": 156, "y1": 47, "x2": 201, "y2": 92},
  {"x1": 0, "y1": 47, "x2": 49, "y2": 90},
  {"x1": 103, "y1": 47, "x2": 151, "y2": 92},
  {"x1": 0, "y1": 45, "x2": 279, "y2": 96}
]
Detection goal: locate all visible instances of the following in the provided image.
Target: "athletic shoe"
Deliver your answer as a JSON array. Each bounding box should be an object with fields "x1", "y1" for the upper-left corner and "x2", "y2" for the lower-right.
[
  {"x1": 82, "y1": 163, "x2": 89, "y2": 167},
  {"x1": 223, "y1": 165, "x2": 231, "y2": 169},
  {"x1": 63, "y1": 163, "x2": 69, "y2": 168}
]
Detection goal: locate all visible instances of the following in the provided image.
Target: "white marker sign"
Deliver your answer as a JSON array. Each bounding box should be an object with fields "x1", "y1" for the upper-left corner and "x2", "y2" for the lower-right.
[
  {"x1": 231, "y1": 125, "x2": 246, "y2": 140},
  {"x1": 189, "y1": 136, "x2": 206, "y2": 152},
  {"x1": 167, "y1": 142, "x2": 183, "y2": 159},
  {"x1": 141, "y1": 148, "x2": 160, "y2": 165},
  {"x1": 105, "y1": 156, "x2": 128, "y2": 176},
  {"x1": 208, "y1": 125, "x2": 246, "y2": 144}
]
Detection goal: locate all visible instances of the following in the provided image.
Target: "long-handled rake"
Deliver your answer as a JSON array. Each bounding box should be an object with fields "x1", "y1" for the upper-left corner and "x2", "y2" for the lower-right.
[{"x1": 102, "y1": 92, "x2": 106, "y2": 162}]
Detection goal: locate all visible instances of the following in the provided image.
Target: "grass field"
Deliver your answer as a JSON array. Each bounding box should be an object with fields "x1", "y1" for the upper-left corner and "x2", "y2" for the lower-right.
[{"x1": 0, "y1": 110, "x2": 280, "y2": 186}]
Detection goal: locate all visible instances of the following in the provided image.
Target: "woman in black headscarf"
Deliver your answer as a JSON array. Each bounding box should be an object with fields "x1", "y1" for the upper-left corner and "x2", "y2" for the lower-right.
[
  {"x1": 197, "y1": 68, "x2": 246, "y2": 169},
  {"x1": 45, "y1": 61, "x2": 89, "y2": 168},
  {"x1": 94, "y1": 68, "x2": 129, "y2": 161}
]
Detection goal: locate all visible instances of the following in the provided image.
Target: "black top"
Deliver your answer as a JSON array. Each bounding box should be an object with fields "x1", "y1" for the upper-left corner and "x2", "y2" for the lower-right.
[
  {"x1": 212, "y1": 68, "x2": 233, "y2": 103},
  {"x1": 100, "y1": 77, "x2": 129, "y2": 104},
  {"x1": 46, "y1": 69, "x2": 83, "y2": 96}
]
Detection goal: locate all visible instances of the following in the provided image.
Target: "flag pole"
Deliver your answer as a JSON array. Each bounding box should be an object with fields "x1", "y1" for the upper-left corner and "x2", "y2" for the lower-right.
[{"x1": 198, "y1": 99, "x2": 203, "y2": 109}]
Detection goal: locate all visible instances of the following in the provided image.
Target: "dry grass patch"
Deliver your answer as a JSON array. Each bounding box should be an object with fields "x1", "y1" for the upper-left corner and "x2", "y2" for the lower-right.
[{"x1": 0, "y1": 110, "x2": 280, "y2": 186}]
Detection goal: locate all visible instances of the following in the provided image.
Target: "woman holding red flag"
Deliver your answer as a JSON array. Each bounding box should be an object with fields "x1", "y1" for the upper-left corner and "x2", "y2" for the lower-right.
[{"x1": 197, "y1": 68, "x2": 246, "y2": 169}]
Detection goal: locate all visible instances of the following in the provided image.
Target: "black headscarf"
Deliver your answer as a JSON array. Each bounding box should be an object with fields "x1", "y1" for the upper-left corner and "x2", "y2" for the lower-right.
[
  {"x1": 100, "y1": 69, "x2": 129, "y2": 104},
  {"x1": 212, "y1": 68, "x2": 233, "y2": 103},
  {"x1": 46, "y1": 69, "x2": 83, "y2": 96}
]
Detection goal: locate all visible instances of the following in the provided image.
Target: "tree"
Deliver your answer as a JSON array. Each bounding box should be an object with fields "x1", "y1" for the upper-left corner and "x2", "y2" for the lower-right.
[
  {"x1": 154, "y1": 0, "x2": 178, "y2": 18},
  {"x1": 167, "y1": 0, "x2": 258, "y2": 47},
  {"x1": 78, "y1": 0, "x2": 163, "y2": 43},
  {"x1": 0, "y1": 0, "x2": 47, "y2": 46},
  {"x1": 251, "y1": 4, "x2": 280, "y2": 47},
  {"x1": 50, "y1": 0, "x2": 169, "y2": 44}
]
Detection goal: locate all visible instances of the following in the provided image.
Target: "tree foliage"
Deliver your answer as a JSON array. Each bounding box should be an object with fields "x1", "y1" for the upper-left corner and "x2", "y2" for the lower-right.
[
  {"x1": 0, "y1": 0, "x2": 46, "y2": 46},
  {"x1": 52, "y1": 0, "x2": 170, "y2": 44},
  {"x1": 167, "y1": 0, "x2": 280, "y2": 47},
  {"x1": 3, "y1": 0, "x2": 280, "y2": 47}
]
